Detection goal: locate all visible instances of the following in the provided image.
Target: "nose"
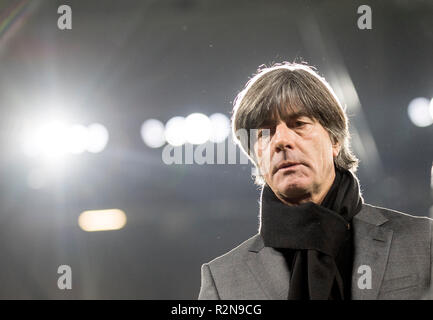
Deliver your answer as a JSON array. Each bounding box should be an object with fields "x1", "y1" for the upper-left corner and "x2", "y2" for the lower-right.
[{"x1": 272, "y1": 121, "x2": 296, "y2": 152}]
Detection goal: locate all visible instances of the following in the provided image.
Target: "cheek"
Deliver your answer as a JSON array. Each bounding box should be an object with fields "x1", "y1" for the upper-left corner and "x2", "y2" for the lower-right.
[
  {"x1": 317, "y1": 140, "x2": 335, "y2": 170},
  {"x1": 307, "y1": 134, "x2": 334, "y2": 169}
]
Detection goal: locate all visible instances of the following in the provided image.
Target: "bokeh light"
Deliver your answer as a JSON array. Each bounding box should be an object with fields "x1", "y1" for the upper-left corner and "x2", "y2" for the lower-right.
[
  {"x1": 21, "y1": 120, "x2": 69, "y2": 160},
  {"x1": 165, "y1": 116, "x2": 186, "y2": 146},
  {"x1": 78, "y1": 209, "x2": 127, "y2": 232},
  {"x1": 86, "y1": 123, "x2": 109, "y2": 153},
  {"x1": 66, "y1": 124, "x2": 89, "y2": 154},
  {"x1": 141, "y1": 119, "x2": 166, "y2": 148},
  {"x1": 407, "y1": 97, "x2": 433, "y2": 127},
  {"x1": 21, "y1": 120, "x2": 110, "y2": 160},
  {"x1": 184, "y1": 113, "x2": 211, "y2": 145},
  {"x1": 209, "y1": 113, "x2": 231, "y2": 143}
]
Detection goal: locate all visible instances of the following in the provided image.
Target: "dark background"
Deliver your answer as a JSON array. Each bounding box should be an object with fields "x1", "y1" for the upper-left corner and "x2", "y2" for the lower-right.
[{"x1": 0, "y1": 0, "x2": 432, "y2": 299}]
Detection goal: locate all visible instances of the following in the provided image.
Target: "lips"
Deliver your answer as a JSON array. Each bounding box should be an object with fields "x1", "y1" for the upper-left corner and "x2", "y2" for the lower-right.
[{"x1": 274, "y1": 161, "x2": 303, "y2": 173}]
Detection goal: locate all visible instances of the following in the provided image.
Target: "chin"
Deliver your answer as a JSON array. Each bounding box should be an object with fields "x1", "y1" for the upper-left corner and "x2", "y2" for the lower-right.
[{"x1": 274, "y1": 177, "x2": 311, "y2": 198}]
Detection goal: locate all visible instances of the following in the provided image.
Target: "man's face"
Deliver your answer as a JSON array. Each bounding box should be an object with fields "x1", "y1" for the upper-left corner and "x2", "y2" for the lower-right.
[{"x1": 253, "y1": 112, "x2": 340, "y2": 205}]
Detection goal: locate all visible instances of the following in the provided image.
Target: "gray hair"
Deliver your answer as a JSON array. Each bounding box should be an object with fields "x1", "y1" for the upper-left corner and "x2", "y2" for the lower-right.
[{"x1": 231, "y1": 62, "x2": 359, "y2": 185}]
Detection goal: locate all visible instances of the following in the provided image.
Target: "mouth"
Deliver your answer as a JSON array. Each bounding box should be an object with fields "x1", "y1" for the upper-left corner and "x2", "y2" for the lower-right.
[{"x1": 274, "y1": 161, "x2": 303, "y2": 173}]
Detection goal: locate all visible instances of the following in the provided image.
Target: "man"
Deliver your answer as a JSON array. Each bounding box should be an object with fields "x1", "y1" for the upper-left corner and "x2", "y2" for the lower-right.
[{"x1": 198, "y1": 62, "x2": 432, "y2": 300}]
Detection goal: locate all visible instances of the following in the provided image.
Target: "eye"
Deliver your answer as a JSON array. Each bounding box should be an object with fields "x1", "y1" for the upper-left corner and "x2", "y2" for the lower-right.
[{"x1": 295, "y1": 121, "x2": 306, "y2": 127}]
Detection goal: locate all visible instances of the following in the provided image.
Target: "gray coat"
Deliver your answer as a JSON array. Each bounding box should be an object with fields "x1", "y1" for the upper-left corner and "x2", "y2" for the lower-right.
[{"x1": 198, "y1": 203, "x2": 433, "y2": 300}]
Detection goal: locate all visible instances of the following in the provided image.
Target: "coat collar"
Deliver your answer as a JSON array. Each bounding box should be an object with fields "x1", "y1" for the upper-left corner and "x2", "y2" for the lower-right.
[{"x1": 246, "y1": 203, "x2": 393, "y2": 299}]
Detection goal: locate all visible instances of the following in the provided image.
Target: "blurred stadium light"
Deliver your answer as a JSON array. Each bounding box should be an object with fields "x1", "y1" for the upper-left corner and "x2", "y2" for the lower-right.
[
  {"x1": 21, "y1": 120, "x2": 69, "y2": 160},
  {"x1": 67, "y1": 124, "x2": 89, "y2": 154},
  {"x1": 78, "y1": 209, "x2": 127, "y2": 232},
  {"x1": 141, "y1": 119, "x2": 166, "y2": 148},
  {"x1": 209, "y1": 113, "x2": 231, "y2": 143},
  {"x1": 86, "y1": 123, "x2": 109, "y2": 153},
  {"x1": 184, "y1": 113, "x2": 211, "y2": 145},
  {"x1": 165, "y1": 116, "x2": 186, "y2": 146},
  {"x1": 21, "y1": 120, "x2": 109, "y2": 160},
  {"x1": 407, "y1": 97, "x2": 433, "y2": 127},
  {"x1": 156, "y1": 113, "x2": 230, "y2": 147}
]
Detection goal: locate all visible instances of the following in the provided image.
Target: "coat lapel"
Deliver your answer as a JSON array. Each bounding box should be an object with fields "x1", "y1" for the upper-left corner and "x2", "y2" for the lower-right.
[
  {"x1": 246, "y1": 235, "x2": 291, "y2": 299},
  {"x1": 351, "y1": 204, "x2": 393, "y2": 299}
]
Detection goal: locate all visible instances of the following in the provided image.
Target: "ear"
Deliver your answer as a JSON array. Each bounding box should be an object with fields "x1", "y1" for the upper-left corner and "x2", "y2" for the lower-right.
[{"x1": 332, "y1": 141, "x2": 341, "y2": 158}]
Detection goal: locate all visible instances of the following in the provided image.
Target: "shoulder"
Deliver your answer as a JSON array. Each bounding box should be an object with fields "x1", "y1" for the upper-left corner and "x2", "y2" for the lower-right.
[
  {"x1": 203, "y1": 234, "x2": 261, "y2": 269},
  {"x1": 361, "y1": 203, "x2": 432, "y2": 233},
  {"x1": 200, "y1": 234, "x2": 271, "y2": 299},
  {"x1": 362, "y1": 202, "x2": 431, "y2": 222}
]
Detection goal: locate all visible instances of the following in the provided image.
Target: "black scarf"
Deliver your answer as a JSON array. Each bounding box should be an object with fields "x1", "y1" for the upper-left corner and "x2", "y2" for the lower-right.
[{"x1": 259, "y1": 166, "x2": 363, "y2": 300}]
